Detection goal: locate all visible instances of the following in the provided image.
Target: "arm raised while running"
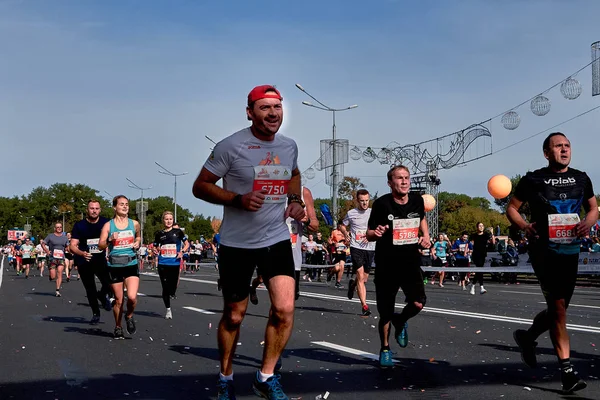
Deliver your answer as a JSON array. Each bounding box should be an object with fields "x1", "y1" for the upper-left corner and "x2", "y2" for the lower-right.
[{"x1": 192, "y1": 167, "x2": 268, "y2": 212}]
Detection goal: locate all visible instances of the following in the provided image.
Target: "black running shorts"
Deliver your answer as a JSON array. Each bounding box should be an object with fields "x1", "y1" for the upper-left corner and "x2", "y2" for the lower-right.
[
  {"x1": 529, "y1": 246, "x2": 578, "y2": 305},
  {"x1": 218, "y1": 239, "x2": 295, "y2": 303},
  {"x1": 375, "y1": 255, "x2": 426, "y2": 322},
  {"x1": 350, "y1": 247, "x2": 375, "y2": 274},
  {"x1": 108, "y1": 265, "x2": 140, "y2": 284}
]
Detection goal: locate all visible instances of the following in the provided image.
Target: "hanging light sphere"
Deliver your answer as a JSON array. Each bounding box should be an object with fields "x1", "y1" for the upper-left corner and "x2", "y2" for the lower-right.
[
  {"x1": 501, "y1": 111, "x2": 520, "y2": 130},
  {"x1": 362, "y1": 147, "x2": 376, "y2": 163},
  {"x1": 304, "y1": 167, "x2": 315, "y2": 180},
  {"x1": 530, "y1": 95, "x2": 551, "y2": 116},
  {"x1": 377, "y1": 149, "x2": 392, "y2": 164},
  {"x1": 350, "y1": 146, "x2": 362, "y2": 161},
  {"x1": 560, "y1": 77, "x2": 582, "y2": 100}
]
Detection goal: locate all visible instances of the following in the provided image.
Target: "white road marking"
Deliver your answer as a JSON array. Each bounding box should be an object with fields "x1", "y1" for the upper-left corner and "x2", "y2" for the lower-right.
[
  {"x1": 142, "y1": 274, "x2": 600, "y2": 334},
  {"x1": 500, "y1": 290, "x2": 542, "y2": 296},
  {"x1": 312, "y1": 341, "x2": 398, "y2": 363},
  {"x1": 183, "y1": 306, "x2": 215, "y2": 315},
  {"x1": 0, "y1": 256, "x2": 4, "y2": 289},
  {"x1": 538, "y1": 302, "x2": 600, "y2": 310}
]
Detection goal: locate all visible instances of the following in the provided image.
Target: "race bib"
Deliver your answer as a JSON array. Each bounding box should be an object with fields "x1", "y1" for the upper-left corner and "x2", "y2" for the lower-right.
[
  {"x1": 113, "y1": 230, "x2": 134, "y2": 249},
  {"x1": 355, "y1": 229, "x2": 367, "y2": 243},
  {"x1": 335, "y1": 243, "x2": 347, "y2": 253},
  {"x1": 87, "y1": 238, "x2": 101, "y2": 254},
  {"x1": 548, "y1": 213, "x2": 580, "y2": 244},
  {"x1": 253, "y1": 165, "x2": 292, "y2": 203},
  {"x1": 392, "y1": 218, "x2": 420, "y2": 245},
  {"x1": 53, "y1": 249, "x2": 65, "y2": 259},
  {"x1": 160, "y1": 244, "x2": 177, "y2": 258}
]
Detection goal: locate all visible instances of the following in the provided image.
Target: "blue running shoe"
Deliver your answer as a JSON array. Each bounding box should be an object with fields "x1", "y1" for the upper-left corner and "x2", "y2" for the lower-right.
[
  {"x1": 217, "y1": 377, "x2": 236, "y2": 400},
  {"x1": 396, "y1": 322, "x2": 408, "y2": 348},
  {"x1": 379, "y1": 349, "x2": 394, "y2": 368},
  {"x1": 252, "y1": 372, "x2": 288, "y2": 400}
]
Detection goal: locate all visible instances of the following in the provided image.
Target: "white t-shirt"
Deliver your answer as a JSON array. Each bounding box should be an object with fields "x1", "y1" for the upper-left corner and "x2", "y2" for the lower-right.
[
  {"x1": 342, "y1": 208, "x2": 376, "y2": 251},
  {"x1": 35, "y1": 244, "x2": 46, "y2": 257},
  {"x1": 203, "y1": 127, "x2": 299, "y2": 249}
]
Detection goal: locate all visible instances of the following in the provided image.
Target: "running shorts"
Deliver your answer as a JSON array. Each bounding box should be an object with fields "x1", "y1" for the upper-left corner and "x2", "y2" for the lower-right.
[
  {"x1": 108, "y1": 265, "x2": 140, "y2": 283},
  {"x1": 49, "y1": 258, "x2": 66, "y2": 269},
  {"x1": 529, "y1": 246, "x2": 578, "y2": 304},
  {"x1": 350, "y1": 248, "x2": 375, "y2": 274},
  {"x1": 218, "y1": 239, "x2": 294, "y2": 303}
]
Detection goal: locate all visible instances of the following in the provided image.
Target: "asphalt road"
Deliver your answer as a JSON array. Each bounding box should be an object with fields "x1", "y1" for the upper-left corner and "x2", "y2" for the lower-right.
[{"x1": 1, "y1": 256, "x2": 599, "y2": 400}]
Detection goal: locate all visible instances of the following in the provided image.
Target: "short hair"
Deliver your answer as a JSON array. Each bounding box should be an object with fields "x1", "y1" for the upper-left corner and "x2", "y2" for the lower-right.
[
  {"x1": 543, "y1": 132, "x2": 567, "y2": 152},
  {"x1": 162, "y1": 211, "x2": 174, "y2": 220},
  {"x1": 356, "y1": 189, "x2": 370, "y2": 199},
  {"x1": 461, "y1": 231, "x2": 468, "y2": 236},
  {"x1": 387, "y1": 165, "x2": 410, "y2": 181},
  {"x1": 87, "y1": 199, "x2": 101, "y2": 206},
  {"x1": 112, "y1": 195, "x2": 128, "y2": 207}
]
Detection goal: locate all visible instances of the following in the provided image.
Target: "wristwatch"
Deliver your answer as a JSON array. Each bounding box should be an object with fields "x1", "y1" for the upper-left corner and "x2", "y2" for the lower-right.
[{"x1": 287, "y1": 194, "x2": 305, "y2": 208}]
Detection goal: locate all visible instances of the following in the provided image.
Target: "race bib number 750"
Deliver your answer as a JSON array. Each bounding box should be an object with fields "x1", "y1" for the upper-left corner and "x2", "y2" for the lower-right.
[{"x1": 253, "y1": 165, "x2": 291, "y2": 204}]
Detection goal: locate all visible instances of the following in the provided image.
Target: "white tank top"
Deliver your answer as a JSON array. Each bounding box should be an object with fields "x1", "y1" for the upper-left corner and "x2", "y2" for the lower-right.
[{"x1": 286, "y1": 188, "x2": 305, "y2": 271}]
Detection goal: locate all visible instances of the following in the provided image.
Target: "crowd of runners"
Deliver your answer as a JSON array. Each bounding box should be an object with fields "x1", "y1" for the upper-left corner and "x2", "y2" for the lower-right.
[{"x1": 1, "y1": 85, "x2": 598, "y2": 399}]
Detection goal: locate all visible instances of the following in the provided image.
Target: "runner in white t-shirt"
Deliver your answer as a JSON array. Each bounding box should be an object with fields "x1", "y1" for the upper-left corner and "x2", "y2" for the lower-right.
[
  {"x1": 192, "y1": 84, "x2": 305, "y2": 400},
  {"x1": 340, "y1": 189, "x2": 376, "y2": 316}
]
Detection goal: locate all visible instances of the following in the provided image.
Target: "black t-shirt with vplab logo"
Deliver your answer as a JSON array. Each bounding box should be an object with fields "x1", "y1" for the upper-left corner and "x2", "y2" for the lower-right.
[{"x1": 514, "y1": 167, "x2": 594, "y2": 254}]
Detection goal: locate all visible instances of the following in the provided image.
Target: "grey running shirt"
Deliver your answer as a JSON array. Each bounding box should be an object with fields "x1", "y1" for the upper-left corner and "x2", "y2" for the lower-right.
[
  {"x1": 204, "y1": 127, "x2": 299, "y2": 249},
  {"x1": 342, "y1": 208, "x2": 376, "y2": 251},
  {"x1": 44, "y1": 234, "x2": 69, "y2": 259}
]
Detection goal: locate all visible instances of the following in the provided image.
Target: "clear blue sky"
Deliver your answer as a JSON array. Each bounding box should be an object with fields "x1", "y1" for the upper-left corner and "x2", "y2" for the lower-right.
[{"x1": 1, "y1": 0, "x2": 599, "y2": 219}]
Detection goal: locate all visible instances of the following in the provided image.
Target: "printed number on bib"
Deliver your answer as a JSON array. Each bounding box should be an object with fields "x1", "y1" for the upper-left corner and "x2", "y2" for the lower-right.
[
  {"x1": 113, "y1": 230, "x2": 135, "y2": 249},
  {"x1": 87, "y1": 238, "x2": 101, "y2": 254},
  {"x1": 53, "y1": 249, "x2": 65, "y2": 259},
  {"x1": 548, "y1": 213, "x2": 580, "y2": 244},
  {"x1": 355, "y1": 229, "x2": 367, "y2": 242},
  {"x1": 160, "y1": 244, "x2": 177, "y2": 258},
  {"x1": 393, "y1": 218, "x2": 420, "y2": 246},
  {"x1": 253, "y1": 165, "x2": 291, "y2": 203}
]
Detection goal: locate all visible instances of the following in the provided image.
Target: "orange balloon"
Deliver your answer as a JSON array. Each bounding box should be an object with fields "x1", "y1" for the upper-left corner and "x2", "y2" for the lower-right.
[
  {"x1": 422, "y1": 194, "x2": 436, "y2": 212},
  {"x1": 487, "y1": 174, "x2": 512, "y2": 199}
]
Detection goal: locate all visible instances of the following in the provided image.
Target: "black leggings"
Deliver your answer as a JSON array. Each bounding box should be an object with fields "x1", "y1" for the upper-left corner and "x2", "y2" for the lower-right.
[
  {"x1": 78, "y1": 262, "x2": 112, "y2": 315},
  {"x1": 158, "y1": 265, "x2": 180, "y2": 308},
  {"x1": 472, "y1": 259, "x2": 485, "y2": 285}
]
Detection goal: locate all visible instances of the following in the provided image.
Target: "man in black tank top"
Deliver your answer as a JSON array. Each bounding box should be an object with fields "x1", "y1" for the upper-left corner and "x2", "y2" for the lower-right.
[{"x1": 507, "y1": 132, "x2": 597, "y2": 394}]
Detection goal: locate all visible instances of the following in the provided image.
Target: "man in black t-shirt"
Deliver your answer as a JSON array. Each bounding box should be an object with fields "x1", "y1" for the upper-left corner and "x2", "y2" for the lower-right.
[
  {"x1": 469, "y1": 222, "x2": 494, "y2": 295},
  {"x1": 367, "y1": 165, "x2": 431, "y2": 368},
  {"x1": 69, "y1": 200, "x2": 112, "y2": 324},
  {"x1": 507, "y1": 132, "x2": 597, "y2": 394}
]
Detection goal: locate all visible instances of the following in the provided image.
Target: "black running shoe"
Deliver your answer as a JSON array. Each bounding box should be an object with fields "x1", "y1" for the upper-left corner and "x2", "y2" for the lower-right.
[
  {"x1": 347, "y1": 279, "x2": 356, "y2": 300},
  {"x1": 125, "y1": 316, "x2": 136, "y2": 335},
  {"x1": 334, "y1": 281, "x2": 344, "y2": 289},
  {"x1": 113, "y1": 326, "x2": 125, "y2": 340},
  {"x1": 362, "y1": 306, "x2": 372, "y2": 317},
  {"x1": 561, "y1": 368, "x2": 587, "y2": 394},
  {"x1": 90, "y1": 314, "x2": 100, "y2": 325},
  {"x1": 513, "y1": 329, "x2": 537, "y2": 368},
  {"x1": 249, "y1": 286, "x2": 259, "y2": 305},
  {"x1": 217, "y1": 377, "x2": 236, "y2": 400}
]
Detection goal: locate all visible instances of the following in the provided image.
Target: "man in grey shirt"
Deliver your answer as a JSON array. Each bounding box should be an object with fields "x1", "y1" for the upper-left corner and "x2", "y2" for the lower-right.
[{"x1": 42, "y1": 222, "x2": 69, "y2": 297}]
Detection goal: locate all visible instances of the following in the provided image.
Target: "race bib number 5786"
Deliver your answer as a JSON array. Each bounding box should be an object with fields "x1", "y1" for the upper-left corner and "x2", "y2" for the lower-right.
[{"x1": 392, "y1": 218, "x2": 420, "y2": 246}]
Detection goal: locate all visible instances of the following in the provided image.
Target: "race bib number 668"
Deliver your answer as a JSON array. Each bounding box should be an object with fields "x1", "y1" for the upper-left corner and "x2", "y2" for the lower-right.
[{"x1": 548, "y1": 213, "x2": 580, "y2": 244}]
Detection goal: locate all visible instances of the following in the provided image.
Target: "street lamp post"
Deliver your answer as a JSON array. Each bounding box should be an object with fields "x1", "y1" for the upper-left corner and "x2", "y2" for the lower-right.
[
  {"x1": 295, "y1": 83, "x2": 358, "y2": 228},
  {"x1": 126, "y1": 178, "x2": 152, "y2": 245},
  {"x1": 155, "y1": 162, "x2": 188, "y2": 223}
]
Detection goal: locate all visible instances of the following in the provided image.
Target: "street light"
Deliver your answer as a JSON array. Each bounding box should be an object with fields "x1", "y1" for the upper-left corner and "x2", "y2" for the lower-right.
[
  {"x1": 295, "y1": 83, "x2": 358, "y2": 227},
  {"x1": 155, "y1": 161, "x2": 188, "y2": 223},
  {"x1": 126, "y1": 178, "x2": 152, "y2": 245}
]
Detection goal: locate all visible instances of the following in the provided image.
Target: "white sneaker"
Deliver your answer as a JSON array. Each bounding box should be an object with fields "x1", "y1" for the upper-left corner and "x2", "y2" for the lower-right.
[
  {"x1": 480, "y1": 287, "x2": 487, "y2": 295},
  {"x1": 469, "y1": 285, "x2": 475, "y2": 295},
  {"x1": 165, "y1": 308, "x2": 172, "y2": 319},
  {"x1": 462, "y1": 285, "x2": 467, "y2": 291}
]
